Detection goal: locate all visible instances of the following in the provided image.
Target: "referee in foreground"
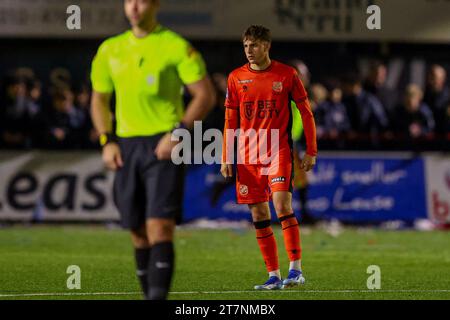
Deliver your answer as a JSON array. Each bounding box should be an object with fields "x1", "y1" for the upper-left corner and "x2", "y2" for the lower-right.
[{"x1": 90, "y1": 0, "x2": 215, "y2": 300}]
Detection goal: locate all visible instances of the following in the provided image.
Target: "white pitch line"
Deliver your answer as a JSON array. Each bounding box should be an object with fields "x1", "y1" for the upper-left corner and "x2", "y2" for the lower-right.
[
  {"x1": 170, "y1": 289, "x2": 450, "y2": 294},
  {"x1": 0, "y1": 292, "x2": 141, "y2": 298},
  {"x1": 1, "y1": 289, "x2": 450, "y2": 298}
]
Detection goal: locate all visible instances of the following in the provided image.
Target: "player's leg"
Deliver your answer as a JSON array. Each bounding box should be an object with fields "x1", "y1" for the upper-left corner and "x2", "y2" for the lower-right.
[
  {"x1": 270, "y1": 147, "x2": 304, "y2": 287},
  {"x1": 272, "y1": 191, "x2": 305, "y2": 287},
  {"x1": 142, "y1": 134, "x2": 184, "y2": 300},
  {"x1": 145, "y1": 218, "x2": 176, "y2": 300},
  {"x1": 236, "y1": 164, "x2": 281, "y2": 289},
  {"x1": 249, "y1": 202, "x2": 283, "y2": 290},
  {"x1": 113, "y1": 138, "x2": 151, "y2": 299},
  {"x1": 130, "y1": 225, "x2": 151, "y2": 298}
]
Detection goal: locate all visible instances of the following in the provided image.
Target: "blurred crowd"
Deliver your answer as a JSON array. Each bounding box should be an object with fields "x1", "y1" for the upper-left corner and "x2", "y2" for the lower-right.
[
  {"x1": 1, "y1": 61, "x2": 449, "y2": 151},
  {"x1": 290, "y1": 61, "x2": 450, "y2": 151},
  {"x1": 0, "y1": 68, "x2": 97, "y2": 150}
]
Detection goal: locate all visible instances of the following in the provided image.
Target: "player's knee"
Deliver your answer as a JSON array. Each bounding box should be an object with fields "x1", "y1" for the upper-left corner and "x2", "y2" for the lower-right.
[
  {"x1": 131, "y1": 229, "x2": 149, "y2": 248},
  {"x1": 147, "y1": 219, "x2": 175, "y2": 244},
  {"x1": 273, "y1": 202, "x2": 292, "y2": 215},
  {"x1": 250, "y1": 208, "x2": 270, "y2": 222}
]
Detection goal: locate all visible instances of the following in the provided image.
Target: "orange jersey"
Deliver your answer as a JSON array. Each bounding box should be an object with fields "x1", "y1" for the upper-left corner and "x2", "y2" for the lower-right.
[{"x1": 223, "y1": 60, "x2": 317, "y2": 165}]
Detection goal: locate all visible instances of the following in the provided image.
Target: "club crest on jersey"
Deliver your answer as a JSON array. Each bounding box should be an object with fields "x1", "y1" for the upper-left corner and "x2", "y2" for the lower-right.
[
  {"x1": 239, "y1": 184, "x2": 249, "y2": 196},
  {"x1": 272, "y1": 81, "x2": 283, "y2": 93},
  {"x1": 244, "y1": 102, "x2": 255, "y2": 120}
]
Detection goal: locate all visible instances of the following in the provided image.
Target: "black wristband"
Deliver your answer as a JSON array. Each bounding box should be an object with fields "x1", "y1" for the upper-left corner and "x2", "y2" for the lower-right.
[
  {"x1": 171, "y1": 122, "x2": 187, "y2": 137},
  {"x1": 99, "y1": 133, "x2": 118, "y2": 147}
]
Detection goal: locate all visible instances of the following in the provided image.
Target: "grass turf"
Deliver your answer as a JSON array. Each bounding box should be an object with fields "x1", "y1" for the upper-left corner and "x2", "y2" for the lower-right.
[{"x1": 0, "y1": 224, "x2": 449, "y2": 300}]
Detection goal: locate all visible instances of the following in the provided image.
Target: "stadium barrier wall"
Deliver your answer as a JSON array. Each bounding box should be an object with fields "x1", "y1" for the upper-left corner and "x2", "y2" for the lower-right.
[
  {"x1": 2, "y1": 0, "x2": 450, "y2": 43},
  {"x1": 0, "y1": 151, "x2": 448, "y2": 224}
]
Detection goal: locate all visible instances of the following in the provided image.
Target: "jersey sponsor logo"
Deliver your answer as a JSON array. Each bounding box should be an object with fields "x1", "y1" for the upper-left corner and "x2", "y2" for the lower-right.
[
  {"x1": 238, "y1": 79, "x2": 253, "y2": 84},
  {"x1": 244, "y1": 100, "x2": 280, "y2": 120},
  {"x1": 239, "y1": 184, "x2": 249, "y2": 196},
  {"x1": 271, "y1": 176, "x2": 286, "y2": 184},
  {"x1": 272, "y1": 81, "x2": 283, "y2": 93}
]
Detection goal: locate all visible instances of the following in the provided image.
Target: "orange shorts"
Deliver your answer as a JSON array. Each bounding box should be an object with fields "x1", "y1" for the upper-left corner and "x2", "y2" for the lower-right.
[{"x1": 235, "y1": 148, "x2": 294, "y2": 204}]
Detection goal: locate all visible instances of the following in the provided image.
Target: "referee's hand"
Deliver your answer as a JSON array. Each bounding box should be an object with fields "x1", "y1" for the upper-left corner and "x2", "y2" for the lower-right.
[
  {"x1": 155, "y1": 132, "x2": 179, "y2": 160},
  {"x1": 220, "y1": 163, "x2": 233, "y2": 178},
  {"x1": 102, "y1": 143, "x2": 124, "y2": 171}
]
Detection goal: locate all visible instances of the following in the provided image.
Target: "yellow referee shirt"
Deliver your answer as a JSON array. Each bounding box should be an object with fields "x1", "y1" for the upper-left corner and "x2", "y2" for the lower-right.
[{"x1": 91, "y1": 24, "x2": 207, "y2": 137}]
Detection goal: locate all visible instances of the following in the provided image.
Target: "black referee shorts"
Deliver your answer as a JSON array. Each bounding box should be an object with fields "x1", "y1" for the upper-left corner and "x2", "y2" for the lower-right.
[{"x1": 113, "y1": 134, "x2": 184, "y2": 230}]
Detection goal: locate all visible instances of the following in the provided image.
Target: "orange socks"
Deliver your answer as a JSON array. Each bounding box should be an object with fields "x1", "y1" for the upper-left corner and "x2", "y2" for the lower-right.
[
  {"x1": 279, "y1": 213, "x2": 301, "y2": 261},
  {"x1": 254, "y1": 220, "x2": 279, "y2": 272},
  {"x1": 254, "y1": 215, "x2": 301, "y2": 274}
]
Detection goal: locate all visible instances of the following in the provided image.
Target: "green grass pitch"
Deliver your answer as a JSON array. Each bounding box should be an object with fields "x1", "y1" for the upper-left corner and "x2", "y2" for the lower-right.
[{"x1": 0, "y1": 224, "x2": 449, "y2": 300}]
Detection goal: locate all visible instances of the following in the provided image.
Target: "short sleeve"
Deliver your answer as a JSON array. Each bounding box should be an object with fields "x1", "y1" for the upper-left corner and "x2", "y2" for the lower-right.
[
  {"x1": 91, "y1": 41, "x2": 114, "y2": 93},
  {"x1": 224, "y1": 74, "x2": 239, "y2": 109},
  {"x1": 291, "y1": 69, "x2": 308, "y2": 103},
  {"x1": 176, "y1": 40, "x2": 207, "y2": 85}
]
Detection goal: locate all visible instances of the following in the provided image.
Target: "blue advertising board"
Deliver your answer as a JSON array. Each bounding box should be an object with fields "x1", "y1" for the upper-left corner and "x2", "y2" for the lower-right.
[{"x1": 182, "y1": 155, "x2": 427, "y2": 223}]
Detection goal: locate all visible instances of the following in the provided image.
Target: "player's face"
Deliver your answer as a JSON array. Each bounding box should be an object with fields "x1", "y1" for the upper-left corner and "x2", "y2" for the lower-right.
[
  {"x1": 243, "y1": 38, "x2": 270, "y2": 65},
  {"x1": 124, "y1": 0, "x2": 159, "y2": 28}
]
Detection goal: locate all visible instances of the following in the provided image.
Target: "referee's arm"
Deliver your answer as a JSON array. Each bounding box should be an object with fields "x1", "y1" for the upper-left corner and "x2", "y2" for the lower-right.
[
  {"x1": 182, "y1": 76, "x2": 216, "y2": 129},
  {"x1": 155, "y1": 75, "x2": 216, "y2": 160},
  {"x1": 91, "y1": 91, "x2": 123, "y2": 170}
]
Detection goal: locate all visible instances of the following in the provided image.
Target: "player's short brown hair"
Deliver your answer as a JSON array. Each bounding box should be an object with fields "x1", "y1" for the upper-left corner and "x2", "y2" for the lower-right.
[{"x1": 242, "y1": 25, "x2": 271, "y2": 43}]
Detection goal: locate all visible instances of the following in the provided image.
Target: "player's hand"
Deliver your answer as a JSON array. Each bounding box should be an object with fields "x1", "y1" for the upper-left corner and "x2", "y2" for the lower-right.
[
  {"x1": 155, "y1": 132, "x2": 178, "y2": 160},
  {"x1": 301, "y1": 154, "x2": 316, "y2": 172},
  {"x1": 102, "y1": 142, "x2": 123, "y2": 171},
  {"x1": 220, "y1": 163, "x2": 233, "y2": 178}
]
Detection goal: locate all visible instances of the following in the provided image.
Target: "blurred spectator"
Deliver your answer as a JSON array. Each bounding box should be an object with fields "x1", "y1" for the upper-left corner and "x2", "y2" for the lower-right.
[
  {"x1": 307, "y1": 83, "x2": 328, "y2": 139},
  {"x1": 290, "y1": 60, "x2": 311, "y2": 88},
  {"x1": 203, "y1": 72, "x2": 226, "y2": 131},
  {"x1": 75, "y1": 83, "x2": 98, "y2": 148},
  {"x1": 341, "y1": 73, "x2": 389, "y2": 144},
  {"x1": 393, "y1": 84, "x2": 435, "y2": 140},
  {"x1": 288, "y1": 60, "x2": 318, "y2": 224},
  {"x1": 363, "y1": 61, "x2": 398, "y2": 118},
  {"x1": 309, "y1": 83, "x2": 327, "y2": 111},
  {"x1": 424, "y1": 64, "x2": 449, "y2": 133},
  {"x1": 37, "y1": 87, "x2": 86, "y2": 149},
  {"x1": 29, "y1": 79, "x2": 42, "y2": 106},
  {"x1": 316, "y1": 80, "x2": 351, "y2": 144},
  {"x1": 0, "y1": 74, "x2": 40, "y2": 149}
]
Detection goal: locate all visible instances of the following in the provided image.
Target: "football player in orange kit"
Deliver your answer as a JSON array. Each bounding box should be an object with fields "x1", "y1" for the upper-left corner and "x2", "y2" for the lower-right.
[{"x1": 221, "y1": 25, "x2": 317, "y2": 290}]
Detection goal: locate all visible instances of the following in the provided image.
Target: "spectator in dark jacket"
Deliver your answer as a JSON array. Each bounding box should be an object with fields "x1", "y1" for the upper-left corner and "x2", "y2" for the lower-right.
[
  {"x1": 393, "y1": 84, "x2": 435, "y2": 140},
  {"x1": 363, "y1": 61, "x2": 398, "y2": 119},
  {"x1": 75, "y1": 83, "x2": 98, "y2": 148},
  {"x1": 424, "y1": 64, "x2": 449, "y2": 133},
  {"x1": 0, "y1": 75, "x2": 40, "y2": 149},
  {"x1": 316, "y1": 80, "x2": 351, "y2": 140},
  {"x1": 341, "y1": 73, "x2": 389, "y2": 143},
  {"x1": 38, "y1": 87, "x2": 86, "y2": 149}
]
